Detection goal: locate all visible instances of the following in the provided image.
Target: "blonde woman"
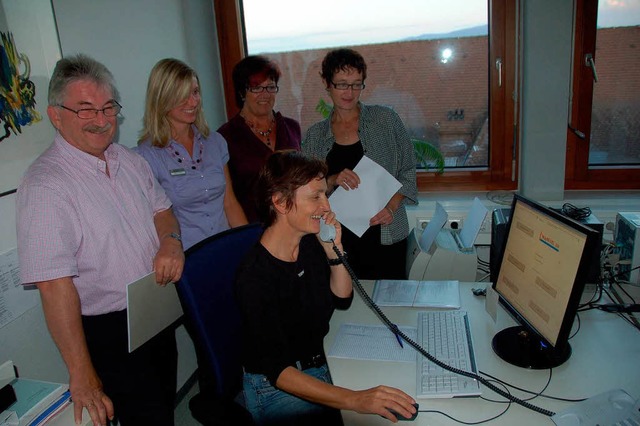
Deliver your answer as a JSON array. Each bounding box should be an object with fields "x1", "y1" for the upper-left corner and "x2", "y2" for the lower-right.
[{"x1": 136, "y1": 58, "x2": 247, "y2": 250}]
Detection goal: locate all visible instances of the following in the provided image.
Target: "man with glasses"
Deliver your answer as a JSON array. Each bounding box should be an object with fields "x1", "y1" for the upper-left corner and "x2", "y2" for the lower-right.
[{"x1": 16, "y1": 54, "x2": 184, "y2": 426}]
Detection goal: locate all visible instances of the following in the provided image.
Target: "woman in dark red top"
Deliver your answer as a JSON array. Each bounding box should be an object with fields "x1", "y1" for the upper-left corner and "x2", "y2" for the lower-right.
[{"x1": 217, "y1": 56, "x2": 301, "y2": 223}]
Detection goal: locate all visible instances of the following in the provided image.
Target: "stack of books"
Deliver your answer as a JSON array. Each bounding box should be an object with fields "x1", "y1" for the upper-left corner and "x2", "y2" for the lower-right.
[{"x1": 0, "y1": 361, "x2": 71, "y2": 426}]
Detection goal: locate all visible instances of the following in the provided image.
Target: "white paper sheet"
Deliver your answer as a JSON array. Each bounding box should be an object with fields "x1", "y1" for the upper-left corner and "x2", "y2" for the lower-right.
[
  {"x1": 126, "y1": 272, "x2": 183, "y2": 352},
  {"x1": 419, "y1": 202, "x2": 448, "y2": 251},
  {"x1": 0, "y1": 248, "x2": 39, "y2": 330},
  {"x1": 329, "y1": 156, "x2": 402, "y2": 237},
  {"x1": 328, "y1": 323, "x2": 417, "y2": 362},
  {"x1": 485, "y1": 284, "x2": 499, "y2": 322},
  {"x1": 459, "y1": 197, "x2": 489, "y2": 248}
]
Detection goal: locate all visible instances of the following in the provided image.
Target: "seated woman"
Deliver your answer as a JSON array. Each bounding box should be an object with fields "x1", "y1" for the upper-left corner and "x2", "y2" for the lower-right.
[{"x1": 235, "y1": 151, "x2": 417, "y2": 426}]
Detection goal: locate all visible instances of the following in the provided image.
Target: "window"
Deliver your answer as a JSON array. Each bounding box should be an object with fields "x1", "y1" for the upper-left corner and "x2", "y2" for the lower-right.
[
  {"x1": 566, "y1": 0, "x2": 640, "y2": 189},
  {"x1": 215, "y1": 0, "x2": 518, "y2": 191}
]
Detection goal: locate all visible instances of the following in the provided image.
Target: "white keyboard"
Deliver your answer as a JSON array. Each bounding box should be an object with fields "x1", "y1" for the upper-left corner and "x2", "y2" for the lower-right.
[{"x1": 416, "y1": 310, "x2": 481, "y2": 398}]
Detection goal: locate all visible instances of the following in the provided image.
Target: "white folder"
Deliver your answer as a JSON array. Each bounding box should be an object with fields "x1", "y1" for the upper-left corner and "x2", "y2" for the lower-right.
[{"x1": 126, "y1": 272, "x2": 183, "y2": 352}]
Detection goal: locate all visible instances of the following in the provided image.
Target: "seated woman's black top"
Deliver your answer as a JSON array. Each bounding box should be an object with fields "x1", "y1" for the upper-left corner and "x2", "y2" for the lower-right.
[{"x1": 235, "y1": 234, "x2": 353, "y2": 385}]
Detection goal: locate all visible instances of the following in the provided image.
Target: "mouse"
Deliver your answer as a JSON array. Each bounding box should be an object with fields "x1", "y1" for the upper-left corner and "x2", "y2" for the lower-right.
[{"x1": 388, "y1": 402, "x2": 419, "y2": 421}]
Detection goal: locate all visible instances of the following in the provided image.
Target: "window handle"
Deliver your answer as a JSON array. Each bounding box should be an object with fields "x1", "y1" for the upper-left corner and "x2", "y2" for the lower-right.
[
  {"x1": 495, "y1": 58, "x2": 503, "y2": 87},
  {"x1": 585, "y1": 53, "x2": 598, "y2": 83}
]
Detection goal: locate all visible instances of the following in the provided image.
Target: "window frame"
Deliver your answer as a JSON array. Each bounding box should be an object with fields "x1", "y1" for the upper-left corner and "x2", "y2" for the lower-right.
[
  {"x1": 565, "y1": 0, "x2": 640, "y2": 190},
  {"x1": 215, "y1": 0, "x2": 519, "y2": 192}
]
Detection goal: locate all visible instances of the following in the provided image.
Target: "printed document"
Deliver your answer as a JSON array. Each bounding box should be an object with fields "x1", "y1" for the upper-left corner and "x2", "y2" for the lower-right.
[
  {"x1": 328, "y1": 323, "x2": 417, "y2": 362},
  {"x1": 329, "y1": 156, "x2": 402, "y2": 237},
  {"x1": 372, "y1": 280, "x2": 461, "y2": 308},
  {"x1": 0, "y1": 248, "x2": 39, "y2": 329}
]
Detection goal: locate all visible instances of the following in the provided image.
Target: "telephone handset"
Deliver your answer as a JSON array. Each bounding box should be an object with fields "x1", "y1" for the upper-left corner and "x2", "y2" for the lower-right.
[{"x1": 319, "y1": 217, "x2": 336, "y2": 243}]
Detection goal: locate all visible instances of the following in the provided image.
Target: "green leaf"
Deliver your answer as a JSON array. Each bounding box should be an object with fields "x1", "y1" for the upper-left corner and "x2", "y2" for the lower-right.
[
  {"x1": 315, "y1": 99, "x2": 332, "y2": 119},
  {"x1": 412, "y1": 138, "x2": 445, "y2": 174}
]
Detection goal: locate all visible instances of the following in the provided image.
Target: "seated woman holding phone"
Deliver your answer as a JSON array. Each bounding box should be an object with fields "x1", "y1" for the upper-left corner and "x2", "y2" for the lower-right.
[{"x1": 234, "y1": 150, "x2": 417, "y2": 425}]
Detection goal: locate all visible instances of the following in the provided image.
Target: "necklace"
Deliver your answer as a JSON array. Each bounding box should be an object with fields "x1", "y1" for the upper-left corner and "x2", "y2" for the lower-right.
[
  {"x1": 242, "y1": 113, "x2": 275, "y2": 147},
  {"x1": 168, "y1": 139, "x2": 204, "y2": 170}
]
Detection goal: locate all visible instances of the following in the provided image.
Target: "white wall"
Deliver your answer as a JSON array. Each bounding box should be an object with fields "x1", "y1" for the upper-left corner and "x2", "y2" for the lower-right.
[
  {"x1": 0, "y1": 193, "x2": 68, "y2": 382},
  {"x1": 52, "y1": 0, "x2": 226, "y2": 148}
]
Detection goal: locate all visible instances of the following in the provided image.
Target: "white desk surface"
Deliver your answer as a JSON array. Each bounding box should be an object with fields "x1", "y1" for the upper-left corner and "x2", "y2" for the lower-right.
[{"x1": 325, "y1": 281, "x2": 640, "y2": 425}]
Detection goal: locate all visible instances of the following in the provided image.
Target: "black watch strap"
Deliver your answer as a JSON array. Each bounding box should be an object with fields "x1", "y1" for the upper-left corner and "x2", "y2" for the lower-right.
[{"x1": 327, "y1": 252, "x2": 347, "y2": 266}]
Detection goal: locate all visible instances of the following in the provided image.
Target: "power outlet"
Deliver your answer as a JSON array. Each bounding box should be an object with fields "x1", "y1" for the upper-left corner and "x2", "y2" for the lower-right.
[
  {"x1": 445, "y1": 218, "x2": 463, "y2": 230},
  {"x1": 415, "y1": 218, "x2": 464, "y2": 231},
  {"x1": 595, "y1": 212, "x2": 617, "y2": 242}
]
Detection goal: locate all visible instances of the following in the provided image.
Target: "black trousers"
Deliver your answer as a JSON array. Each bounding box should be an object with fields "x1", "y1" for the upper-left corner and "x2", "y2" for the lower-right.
[
  {"x1": 82, "y1": 309, "x2": 177, "y2": 425},
  {"x1": 341, "y1": 225, "x2": 408, "y2": 280}
]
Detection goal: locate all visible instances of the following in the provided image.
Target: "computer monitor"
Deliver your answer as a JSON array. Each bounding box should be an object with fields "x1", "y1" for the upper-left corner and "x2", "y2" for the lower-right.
[{"x1": 492, "y1": 194, "x2": 599, "y2": 369}]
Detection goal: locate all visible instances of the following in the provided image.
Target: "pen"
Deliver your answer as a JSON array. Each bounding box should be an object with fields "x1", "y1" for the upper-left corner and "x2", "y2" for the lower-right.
[
  {"x1": 392, "y1": 324, "x2": 404, "y2": 348},
  {"x1": 395, "y1": 332, "x2": 404, "y2": 348}
]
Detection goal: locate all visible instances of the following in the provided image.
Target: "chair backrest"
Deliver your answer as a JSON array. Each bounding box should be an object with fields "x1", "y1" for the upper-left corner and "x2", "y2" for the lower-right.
[{"x1": 176, "y1": 223, "x2": 263, "y2": 397}]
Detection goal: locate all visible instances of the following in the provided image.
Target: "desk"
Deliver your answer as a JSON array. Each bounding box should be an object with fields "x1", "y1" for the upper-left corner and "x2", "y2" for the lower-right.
[{"x1": 325, "y1": 281, "x2": 640, "y2": 425}]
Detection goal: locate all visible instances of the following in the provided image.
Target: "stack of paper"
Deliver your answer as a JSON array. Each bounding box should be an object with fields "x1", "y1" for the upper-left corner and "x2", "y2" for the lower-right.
[
  {"x1": 0, "y1": 361, "x2": 69, "y2": 426},
  {"x1": 26, "y1": 390, "x2": 71, "y2": 426},
  {"x1": 2, "y1": 379, "x2": 68, "y2": 426},
  {"x1": 372, "y1": 280, "x2": 461, "y2": 309},
  {"x1": 328, "y1": 323, "x2": 418, "y2": 362}
]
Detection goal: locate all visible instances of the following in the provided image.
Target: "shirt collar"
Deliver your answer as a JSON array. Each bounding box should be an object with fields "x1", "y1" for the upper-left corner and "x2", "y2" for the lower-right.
[
  {"x1": 167, "y1": 125, "x2": 204, "y2": 146},
  {"x1": 322, "y1": 101, "x2": 366, "y2": 142},
  {"x1": 54, "y1": 132, "x2": 119, "y2": 177}
]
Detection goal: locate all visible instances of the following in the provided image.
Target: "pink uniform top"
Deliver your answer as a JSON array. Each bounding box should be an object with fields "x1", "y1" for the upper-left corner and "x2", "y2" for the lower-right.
[{"x1": 16, "y1": 134, "x2": 172, "y2": 315}]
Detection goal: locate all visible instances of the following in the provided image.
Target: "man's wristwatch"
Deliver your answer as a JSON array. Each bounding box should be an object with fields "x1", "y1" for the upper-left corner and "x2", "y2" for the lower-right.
[{"x1": 166, "y1": 232, "x2": 182, "y2": 242}]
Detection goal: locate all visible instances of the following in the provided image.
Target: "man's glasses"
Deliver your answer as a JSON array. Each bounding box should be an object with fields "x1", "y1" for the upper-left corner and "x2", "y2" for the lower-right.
[
  {"x1": 247, "y1": 85, "x2": 279, "y2": 94},
  {"x1": 57, "y1": 101, "x2": 122, "y2": 119},
  {"x1": 330, "y1": 82, "x2": 366, "y2": 91}
]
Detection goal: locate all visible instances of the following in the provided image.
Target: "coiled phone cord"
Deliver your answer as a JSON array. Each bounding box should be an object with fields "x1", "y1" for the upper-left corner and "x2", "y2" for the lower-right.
[{"x1": 330, "y1": 242, "x2": 556, "y2": 418}]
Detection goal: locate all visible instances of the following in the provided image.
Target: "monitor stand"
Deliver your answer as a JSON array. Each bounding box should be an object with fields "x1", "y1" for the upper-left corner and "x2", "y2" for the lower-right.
[{"x1": 492, "y1": 326, "x2": 571, "y2": 369}]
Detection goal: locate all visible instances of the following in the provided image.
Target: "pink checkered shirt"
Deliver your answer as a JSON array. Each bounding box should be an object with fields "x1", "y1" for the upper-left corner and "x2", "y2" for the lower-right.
[{"x1": 16, "y1": 134, "x2": 172, "y2": 315}]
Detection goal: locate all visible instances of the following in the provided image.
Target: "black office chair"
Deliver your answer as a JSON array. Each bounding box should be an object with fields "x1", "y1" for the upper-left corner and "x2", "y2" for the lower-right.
[{"x1": 176, "y1": 223, "x2": 263, "y2": 426}]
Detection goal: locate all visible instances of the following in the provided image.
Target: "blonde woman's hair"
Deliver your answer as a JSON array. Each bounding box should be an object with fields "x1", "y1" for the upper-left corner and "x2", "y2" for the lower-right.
[{"x1": 138, "y1": 58, "x2": 210, "y2": 147}]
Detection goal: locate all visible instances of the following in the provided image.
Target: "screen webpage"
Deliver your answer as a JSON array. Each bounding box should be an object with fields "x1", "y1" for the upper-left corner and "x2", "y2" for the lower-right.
[{"x1": 496, "y1": 201, "x2": 587, "y2": 345}]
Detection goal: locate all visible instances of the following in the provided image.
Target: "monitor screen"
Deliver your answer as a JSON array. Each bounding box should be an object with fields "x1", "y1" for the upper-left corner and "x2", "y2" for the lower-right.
[{"x1": 492, "y1": 194, "x2": 599, "y2": 369}]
